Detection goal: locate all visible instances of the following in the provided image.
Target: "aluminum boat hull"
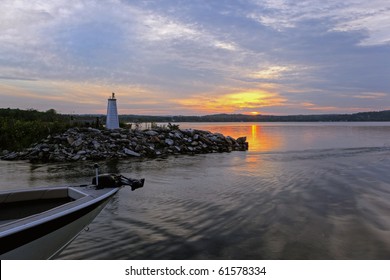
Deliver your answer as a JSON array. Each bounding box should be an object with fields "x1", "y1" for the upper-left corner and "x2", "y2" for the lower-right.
[{"x1": 0, "y1": 185, "x2": 119, "y2": 259}]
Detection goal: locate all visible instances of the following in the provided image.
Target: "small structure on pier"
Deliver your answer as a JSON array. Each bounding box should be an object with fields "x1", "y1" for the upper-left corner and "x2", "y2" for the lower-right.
[{"x1": 106, "y1": 92, "x2": 119, "y2": 129}]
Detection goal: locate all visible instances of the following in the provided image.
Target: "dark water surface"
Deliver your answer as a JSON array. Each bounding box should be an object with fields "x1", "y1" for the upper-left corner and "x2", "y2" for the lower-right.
[{"x1": 1, "y1": 122, "x2": 390, "y2": 259}]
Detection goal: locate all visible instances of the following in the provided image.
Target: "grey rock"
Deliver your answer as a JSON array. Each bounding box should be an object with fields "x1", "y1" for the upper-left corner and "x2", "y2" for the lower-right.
[
  {"x1": 134, "y1": 145, "x2": 143, "y2": 152},
  {"x1": 71, "y1": 154, "x2": 81, "y2": 161},
  {"x1": 110, "y1": 132, "x2": 121, "y2": 138},
  {"x1": 2, "y1": 152, "x2": 18, "y2": 160},
  {"x1": 165, "y1": 138, "x2": 174, "y2": 146},
  {"x1": 116, "y1": 138, "x2": 130, "y2": 144},
  {"x1": 1, "y1": 125, "x2": 248, "y2": 162},
  {"x1": 92, "y1": 140, "x2": 100, "y2": 149},
  {"x1": 145, "y1": 130, "x2": 159, "y2": 136},
  {"x1": 72, "y1": 138, "x2": 83, "y2": 147},
  {"x1": 183, "y1": 129, "x2": 195, "y2": 136},
  {"x1": 88, "y1": 127, "x2": 101, "y2": 134},
  {"x1": 236, "y1": 136, "x2": 247, "y2": 143},
  {"x1": 174, "y1": 132, "x2": 183, "y2": 139},
  {"x1": 225, "y1": 136, "x2": 234, "y2": 145},
  {"x1": 124, "y1": 148, "x2": 141, "y2": 157}
]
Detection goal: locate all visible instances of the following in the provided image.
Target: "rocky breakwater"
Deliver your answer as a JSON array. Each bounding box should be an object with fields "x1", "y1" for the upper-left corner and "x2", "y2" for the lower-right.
[{"x1": 1, "y1": 126, "x2": 248, "y2": 162}]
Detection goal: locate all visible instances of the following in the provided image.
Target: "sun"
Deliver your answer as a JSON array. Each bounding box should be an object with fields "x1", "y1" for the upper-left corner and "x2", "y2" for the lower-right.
[{"x1": 250, "y1": 111, "x2": 260, "y2": 115}]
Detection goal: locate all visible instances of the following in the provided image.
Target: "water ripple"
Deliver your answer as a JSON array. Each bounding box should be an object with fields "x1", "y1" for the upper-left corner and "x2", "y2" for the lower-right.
[{"x1": 3, "y1": 123, "x2": 390, "y2": 259}]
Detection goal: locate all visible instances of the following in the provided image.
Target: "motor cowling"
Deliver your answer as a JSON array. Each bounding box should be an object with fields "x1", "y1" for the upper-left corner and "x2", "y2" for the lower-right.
[
  {"x1": 92, "y1": 173, "x2": 145, "y2": 191},
  {"x1": 92, "y1": 174, "x2": 122, "y2": 189}
]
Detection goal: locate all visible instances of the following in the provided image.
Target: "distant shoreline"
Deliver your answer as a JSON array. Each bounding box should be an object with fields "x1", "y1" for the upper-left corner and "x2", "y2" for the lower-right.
[
  {"x1": 56, "y1": 109, "x2": 390, "y2": 123},
  {"x1": 2, "y1": 108, "x2": 390, "y2": 122},
  {"x1": 117, "y1": 110, "x2": 390, "y2": 123}
]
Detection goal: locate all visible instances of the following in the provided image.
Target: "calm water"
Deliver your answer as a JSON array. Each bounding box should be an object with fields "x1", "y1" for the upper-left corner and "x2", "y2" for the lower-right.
[{"x1": 1, "y1": 122, "x2": 390, "y2": 259}]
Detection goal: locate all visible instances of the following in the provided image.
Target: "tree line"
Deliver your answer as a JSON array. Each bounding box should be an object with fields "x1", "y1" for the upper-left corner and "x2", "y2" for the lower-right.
[
  {"x1": 0, "y1": 108, "x2": 105, "y2": 152},
  {"x1": 120, "y1": 110, "x2": 390, "y2": 123}
]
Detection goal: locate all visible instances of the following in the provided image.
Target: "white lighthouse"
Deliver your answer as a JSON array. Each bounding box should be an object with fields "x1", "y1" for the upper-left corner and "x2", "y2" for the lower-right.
[{"x1": 106, "y1": 92, "x2": 119, "y2": 129}]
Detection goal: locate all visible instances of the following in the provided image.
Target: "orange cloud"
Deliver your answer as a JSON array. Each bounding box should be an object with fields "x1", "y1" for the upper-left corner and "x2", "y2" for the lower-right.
[
  {"x1": 353, "y1": 92, "x2": 387, "y2": 99},
  {"x1": 307, "y1": 106, "x2": 340, "y2": 111},
  {"x1": 172, "y1": 89, "x2": 287, "y2": 114},
  {"x1": 299, "y1": 102, "x2": 375, "y2": 113},
  {"x1": 302, "y1": 102, "x2": 316, "y2": 107}
]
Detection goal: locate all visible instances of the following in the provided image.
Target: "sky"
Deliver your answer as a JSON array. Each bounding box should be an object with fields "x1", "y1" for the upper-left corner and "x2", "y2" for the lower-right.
[{"x1": 1, "y1": 0, "x2": 390, "y2": 115}]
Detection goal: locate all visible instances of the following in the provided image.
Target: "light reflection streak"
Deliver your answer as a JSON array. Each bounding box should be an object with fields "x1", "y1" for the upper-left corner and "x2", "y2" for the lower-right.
[{"x1": 178, "y1": 123, "x2": 284, "y2": 153}]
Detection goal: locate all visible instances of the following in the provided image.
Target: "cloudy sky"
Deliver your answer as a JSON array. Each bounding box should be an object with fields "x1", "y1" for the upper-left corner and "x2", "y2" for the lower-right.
[{"x1": 1, "y1": 0, "x2": 390, "y2": 115}]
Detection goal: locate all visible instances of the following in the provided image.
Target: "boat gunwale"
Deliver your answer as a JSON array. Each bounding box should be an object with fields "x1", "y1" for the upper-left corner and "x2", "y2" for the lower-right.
[
  {"x1": 0, "y1": 186, "x2": 120, "y2": 257},
  {"x1": 0, "y1": 186, "x2": 119, "y2": 238}
]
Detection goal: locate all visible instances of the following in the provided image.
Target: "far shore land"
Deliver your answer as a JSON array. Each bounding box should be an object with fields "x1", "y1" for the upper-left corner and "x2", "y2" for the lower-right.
[{"x1": 74, "y1": 109, "x2": 390, "y2": 123}]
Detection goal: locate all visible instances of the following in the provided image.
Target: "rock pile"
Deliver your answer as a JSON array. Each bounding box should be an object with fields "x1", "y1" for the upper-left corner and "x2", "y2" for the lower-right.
[{"x1": 1, "y1": 127, "x2": 248, "y2": 162}]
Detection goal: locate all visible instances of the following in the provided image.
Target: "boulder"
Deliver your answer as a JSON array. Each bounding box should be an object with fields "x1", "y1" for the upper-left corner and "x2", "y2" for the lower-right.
[
  {"x1": 165, "y1": 138, "x2": 174, "y2": 146},
  {"x1": 124, "y1": 148, "x2": 141, "y2": 157},
  {"x1": 145, "y1": 130, "x2": 159, "y2": 136},
  {"x1": 1, "y1": 126, "x2": 248, "y2": 162}
]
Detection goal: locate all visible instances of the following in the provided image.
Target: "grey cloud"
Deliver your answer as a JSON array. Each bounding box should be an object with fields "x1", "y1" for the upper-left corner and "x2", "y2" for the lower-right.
[{"x1": 1, "y1": 0, "x2": 389, "y2": 114}]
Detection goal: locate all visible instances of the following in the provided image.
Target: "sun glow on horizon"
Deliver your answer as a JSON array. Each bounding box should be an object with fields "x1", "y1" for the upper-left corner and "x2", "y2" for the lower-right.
[{"x1": 172, "y1": 89, "x2": 287, "y2": 114}]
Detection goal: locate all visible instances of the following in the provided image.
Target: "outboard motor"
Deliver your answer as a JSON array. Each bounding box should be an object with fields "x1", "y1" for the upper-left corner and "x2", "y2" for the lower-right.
[
  {"x1": 92, "y1": 174, "x2": 145, "y2": 191},
  {"x1": 120, "y1": 175, "x2": 145, "y2": 191},
  {"x1": 92, "y1": 163, "x2": 145, "y2": 191}
]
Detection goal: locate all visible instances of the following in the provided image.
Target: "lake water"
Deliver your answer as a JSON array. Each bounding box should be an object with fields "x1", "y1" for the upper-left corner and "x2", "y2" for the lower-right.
[{"x1": 1, "y1": 122, "x2": 390, "y2": 259}]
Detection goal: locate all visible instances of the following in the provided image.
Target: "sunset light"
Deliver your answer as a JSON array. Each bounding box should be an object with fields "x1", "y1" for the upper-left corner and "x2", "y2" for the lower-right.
[
  {"x1": 0, "y1": 0, "x2": 389, "y2": 115},
  {"x1": 173, "y1": 90, "x2": 287, "y2": 114}
]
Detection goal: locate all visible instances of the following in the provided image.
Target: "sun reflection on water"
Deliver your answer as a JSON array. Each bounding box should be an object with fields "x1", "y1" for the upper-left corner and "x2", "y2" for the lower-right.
[{"x1": 178, "y1": 123, "x2": 284, "y2": 153}]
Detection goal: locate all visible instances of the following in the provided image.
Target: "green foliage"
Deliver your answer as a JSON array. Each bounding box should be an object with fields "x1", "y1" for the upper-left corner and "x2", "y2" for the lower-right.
[
  {"x1": 167, "y1": 123, "x2": 180, "y2": 130},
  {"x1": 0, "y1": 108, "x2": 70, "y2": 151},
  {"x1": 119, "y1": 121, "x2": 132, "y2": 129},
  {"x1": 150, "y1": 122, "x2": 158, "y2": 129}
]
